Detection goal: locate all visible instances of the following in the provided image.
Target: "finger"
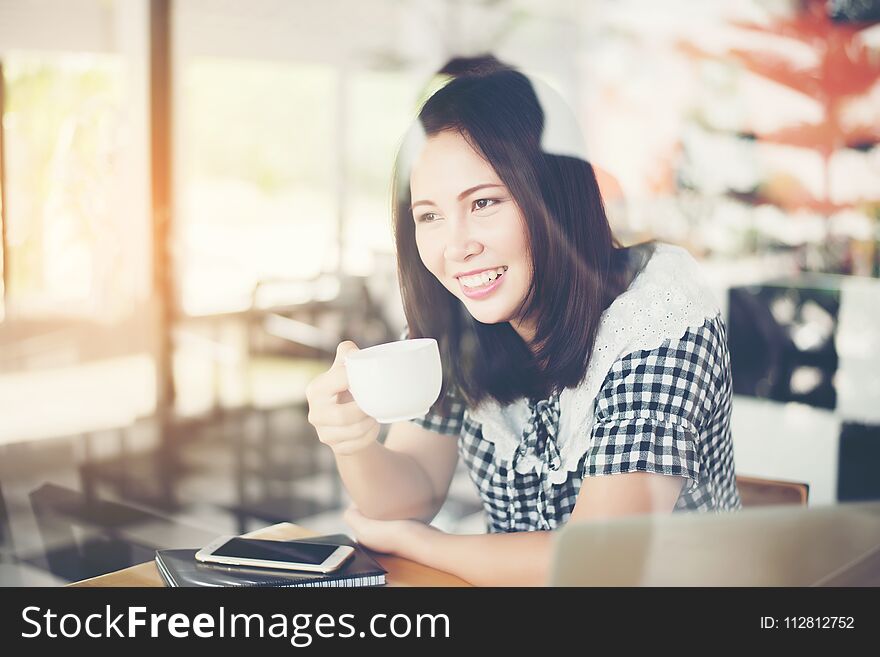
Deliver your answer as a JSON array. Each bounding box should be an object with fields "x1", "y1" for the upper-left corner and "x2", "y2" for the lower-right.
[
  {"x1": 332, "y1": 341, "x2": 359, "y2": 369},
  {"x1": 309, "y1": 400, "x2": 371, "y2": 427},
  {"x1": 306, "y1": 372, "x2": 337, "y2": 400},
  {"x1": 308, "y1": 343, "x2": 359, "y2": 398},
  {"x1": 316, "y1": 417, "x2": 378, "y2": 446}
]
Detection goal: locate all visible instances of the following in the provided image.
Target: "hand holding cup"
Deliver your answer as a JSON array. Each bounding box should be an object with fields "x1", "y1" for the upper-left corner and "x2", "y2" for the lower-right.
[{"x1": 305, "y1": 341, "x2": 381, "y2": 456}]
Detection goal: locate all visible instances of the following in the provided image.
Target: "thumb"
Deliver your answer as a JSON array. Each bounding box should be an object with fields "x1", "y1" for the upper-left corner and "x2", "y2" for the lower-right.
[{"x1": 334, "y1": 340, "x2": 359, "y2": 367}]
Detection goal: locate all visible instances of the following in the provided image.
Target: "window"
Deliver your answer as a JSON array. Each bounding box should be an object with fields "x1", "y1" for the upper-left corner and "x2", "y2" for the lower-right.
[
  {"x1": 2, "y1": 53, "x2": 146, "y2": 320},
  {"x1": 177, "y1": 58, "x2": 338, "y2": 315}
]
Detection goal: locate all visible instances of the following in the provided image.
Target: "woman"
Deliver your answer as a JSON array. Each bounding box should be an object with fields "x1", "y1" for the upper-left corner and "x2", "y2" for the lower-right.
[{"x1": 306, "y1": 56, "x2": 740, "y2": 586}]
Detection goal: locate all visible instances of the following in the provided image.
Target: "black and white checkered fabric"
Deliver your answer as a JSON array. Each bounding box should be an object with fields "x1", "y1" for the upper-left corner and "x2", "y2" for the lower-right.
[{"x1": 406, "y1": 313, "x2": 741, "y2": 533}]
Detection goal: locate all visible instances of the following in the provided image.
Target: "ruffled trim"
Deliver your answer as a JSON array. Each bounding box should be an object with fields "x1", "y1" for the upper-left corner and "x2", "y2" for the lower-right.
[
  {"x1": 586, "y1": 413, "x2": 702, "y2": 486},
  {"x1": 468, "y1": 243, "x2": 720, "y2": 485}
]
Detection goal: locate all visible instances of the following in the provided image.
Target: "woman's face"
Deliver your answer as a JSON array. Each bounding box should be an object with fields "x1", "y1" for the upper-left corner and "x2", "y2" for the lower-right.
[{"x1": 410, "y1": 130, "x2": 535, "y2": 341}]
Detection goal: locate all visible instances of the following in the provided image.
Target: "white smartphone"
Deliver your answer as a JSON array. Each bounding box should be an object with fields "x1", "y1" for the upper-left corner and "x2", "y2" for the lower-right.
[{"x1": 195, "y1": 536, "x2": 355, "y2": 573}]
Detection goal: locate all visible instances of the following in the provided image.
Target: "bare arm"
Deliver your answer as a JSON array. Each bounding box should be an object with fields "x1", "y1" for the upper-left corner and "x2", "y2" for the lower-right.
[
  {"x1": 334, "y1": 421, "x2": 459, "y2": 522},
  {"x1": 306, "y1": 341, "x2": 459, "y2": 523},
  {"x1": 349, "y1": 470, "x2": 685, "y2": 586}
]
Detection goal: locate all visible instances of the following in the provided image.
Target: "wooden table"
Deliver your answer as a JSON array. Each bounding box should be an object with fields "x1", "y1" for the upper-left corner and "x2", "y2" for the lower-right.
[{"x1": 69, "y1": 522, "x2": 472, "y2": 587}]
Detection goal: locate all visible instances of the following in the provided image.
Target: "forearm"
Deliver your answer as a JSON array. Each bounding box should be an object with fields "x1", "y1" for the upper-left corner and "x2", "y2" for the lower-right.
[
  {"x1": 403, "y1": 524, "x2": 554, "y2": 587},
  {"x1": 334, "y1": 441, "x2": 439, "y2": 522}
]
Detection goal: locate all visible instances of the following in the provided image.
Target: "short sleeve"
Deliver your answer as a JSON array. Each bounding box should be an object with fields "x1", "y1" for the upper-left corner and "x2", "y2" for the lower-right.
[
  {"x1": 397, "y1": 325, "x2": 465, "y2": 436},
  {"x1": 583, "y1": 316, "x2": 727, "y2": 487}
]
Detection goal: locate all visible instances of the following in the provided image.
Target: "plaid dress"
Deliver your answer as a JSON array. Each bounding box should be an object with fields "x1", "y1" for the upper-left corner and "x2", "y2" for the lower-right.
[{"x1": 406, "y1": 312, "x2": 741, "y2": 533}]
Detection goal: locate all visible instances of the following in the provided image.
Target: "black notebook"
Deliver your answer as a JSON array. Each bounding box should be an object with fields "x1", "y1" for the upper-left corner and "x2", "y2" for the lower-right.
[{"x1": 155, "y1": 534, "x2": 387, "y2": 588}]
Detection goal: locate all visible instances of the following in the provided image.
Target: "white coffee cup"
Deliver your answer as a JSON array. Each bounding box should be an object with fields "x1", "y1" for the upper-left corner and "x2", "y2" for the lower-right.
[{"x1": 344, "y1": 338, "x2": 442, "y2": 423}]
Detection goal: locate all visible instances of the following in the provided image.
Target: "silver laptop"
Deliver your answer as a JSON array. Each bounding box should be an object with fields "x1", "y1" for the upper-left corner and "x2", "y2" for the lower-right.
[{"x1": 548, "y1": 501, "x2": 880, "y2": 586}]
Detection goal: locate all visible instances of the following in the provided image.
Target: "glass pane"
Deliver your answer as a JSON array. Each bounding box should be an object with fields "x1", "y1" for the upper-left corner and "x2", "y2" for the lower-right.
[
  {"x1": 2, "y1": 52, "x2": 141, "y2": 319},
  {"x1": 0, "y1": 49, "x2": 155, "y2": 447},
  {"x1": 177, "y1": 57, "x2": 338, "y2": 315},
  {"x1": 344, "y1": 69, "x2": 419, "y2": 275}
]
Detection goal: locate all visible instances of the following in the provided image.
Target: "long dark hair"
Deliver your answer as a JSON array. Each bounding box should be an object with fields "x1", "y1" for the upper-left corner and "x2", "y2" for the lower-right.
[{"x1": 393, "y1": 56, "x2": 651, "y2": 413}]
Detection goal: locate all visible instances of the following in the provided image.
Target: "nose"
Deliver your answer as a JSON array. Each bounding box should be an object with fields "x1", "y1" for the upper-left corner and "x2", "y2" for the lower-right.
[{"x1": 443, "y1": 217, "x2": 483, "y2": 262}]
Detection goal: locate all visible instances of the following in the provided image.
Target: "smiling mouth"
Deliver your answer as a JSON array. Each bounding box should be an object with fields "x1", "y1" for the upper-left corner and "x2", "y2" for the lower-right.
[{"x1": 457, "y1": 266, "x2": 508, "y2": 289}]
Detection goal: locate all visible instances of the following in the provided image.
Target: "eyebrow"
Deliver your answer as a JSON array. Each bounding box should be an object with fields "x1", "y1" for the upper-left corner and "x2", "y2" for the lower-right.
[{"x1": 410, "y1": 183, "x2": 505, "y2": 211}]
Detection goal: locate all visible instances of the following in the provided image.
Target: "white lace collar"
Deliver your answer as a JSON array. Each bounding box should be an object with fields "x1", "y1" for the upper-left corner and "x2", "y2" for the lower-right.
[{"x1": 466, "y1": 243, "x2": 721, "y2": 485}]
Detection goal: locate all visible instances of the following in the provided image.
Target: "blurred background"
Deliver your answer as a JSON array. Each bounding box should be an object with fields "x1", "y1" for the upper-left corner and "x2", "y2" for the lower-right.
[{"x1": 0, "y1": 0, "x2": 878, "y2": 585}]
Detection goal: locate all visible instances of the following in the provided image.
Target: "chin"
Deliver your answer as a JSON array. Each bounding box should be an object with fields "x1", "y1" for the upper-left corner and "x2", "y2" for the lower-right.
[{"x1": 462, "y1": 304, "x2": 516, "y2": 326}]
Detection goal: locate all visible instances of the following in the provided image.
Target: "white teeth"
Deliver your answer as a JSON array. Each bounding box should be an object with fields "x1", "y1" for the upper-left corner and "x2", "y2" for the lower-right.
[{"x1": 460, "y1": 267, "x2": 507, "y2": 288}]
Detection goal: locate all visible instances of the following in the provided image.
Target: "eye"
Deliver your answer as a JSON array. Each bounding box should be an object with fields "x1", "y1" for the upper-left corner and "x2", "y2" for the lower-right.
[
  {"x1": 416, "y1": 212, "x2": 440, "y2": 224},
  {"x1": 472, "y1": 198, "x2": 500, "y2": 212}
]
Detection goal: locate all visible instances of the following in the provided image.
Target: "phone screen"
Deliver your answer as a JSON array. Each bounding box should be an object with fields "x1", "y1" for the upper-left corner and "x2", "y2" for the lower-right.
[{"x1": 213, "y1": 538, "x2": 339, "y2": 565}]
